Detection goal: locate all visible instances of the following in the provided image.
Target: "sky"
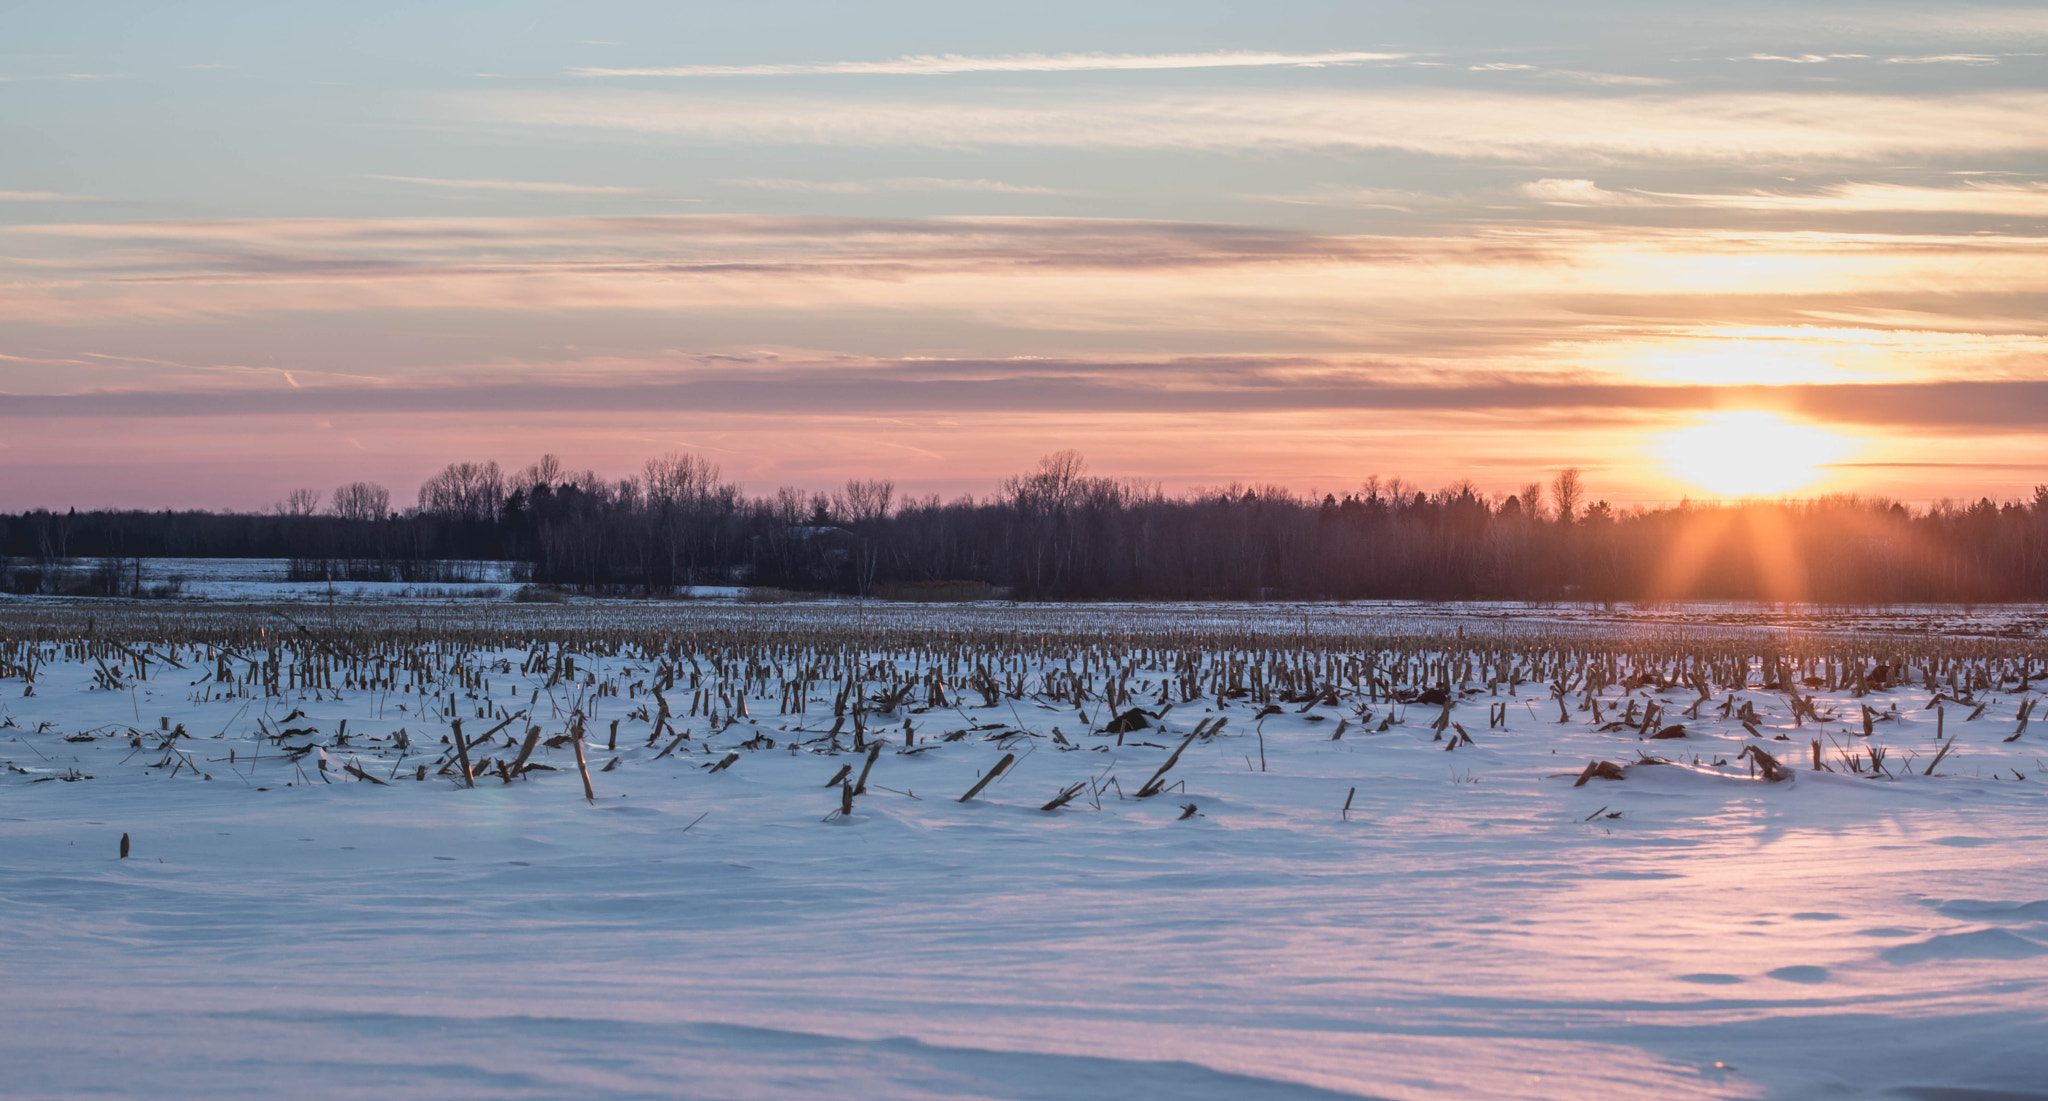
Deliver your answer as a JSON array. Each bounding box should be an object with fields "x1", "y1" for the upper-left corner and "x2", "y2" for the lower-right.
[{"x1": 3, "y1": 1, "x2": 2047, "y2": 512}]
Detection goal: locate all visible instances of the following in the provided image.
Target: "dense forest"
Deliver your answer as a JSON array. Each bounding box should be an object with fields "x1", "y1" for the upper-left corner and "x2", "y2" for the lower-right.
[{"x1": 4, "y1": 451, "x2": 2046, "y2": 603}]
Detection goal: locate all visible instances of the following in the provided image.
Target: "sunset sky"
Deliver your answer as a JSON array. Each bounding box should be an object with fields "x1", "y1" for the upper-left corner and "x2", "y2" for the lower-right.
[{"x1": 4, "y1": 1, "x2": 2046, "y2": 511}]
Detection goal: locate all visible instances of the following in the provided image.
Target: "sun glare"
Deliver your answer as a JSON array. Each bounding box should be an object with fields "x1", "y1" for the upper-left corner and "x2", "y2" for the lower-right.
[
  {"x1": 1657, "y1": 412, "x2": 1850, "y2": 498},
  {"x1": 1635, "y1": 345, "x2": 1841, "y2": 387}
]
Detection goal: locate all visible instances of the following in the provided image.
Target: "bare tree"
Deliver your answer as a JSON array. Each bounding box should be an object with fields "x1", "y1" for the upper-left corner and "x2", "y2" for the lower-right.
[
  {"x1": 643, "y1": 452, "x2": 722, "y2": 506},
  {"x1": 611, "y1": 476, "x2": 643, "y2": 512},
  {"x1": 1550, "y1": 468, "x2": 1583, "y2": 525},
  {"x1": 417, "y1": 461, "x2": 506, "y2": 521},
  {"x1": 837, "y1": 478, "x2": 895, "y2": 525},
  {"x1": 770, "y1": 486, "x2": 806, "y2": 525},
  {"x1": 1004, "y1": 449, "x2": 1090, "y2": 515},
  {"x1": 512, "y1": 454, "x2": 565, "y2": 494},
  {"x1": 277, "y1": 488, "x2": 321, "y2": 517},
  {"x1": 16, "y1": 451, "x2": 2048, "y2": 602},
  {"x1": 640, "y1": 452, "x2": 738, "y2": 592},
  {"x1": 330, "y1": 481, "x2": 390, "y2": 522}
]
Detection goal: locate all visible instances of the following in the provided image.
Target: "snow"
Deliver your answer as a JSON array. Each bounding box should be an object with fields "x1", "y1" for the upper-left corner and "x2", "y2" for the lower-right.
[
  {"x1": 2, "y1": 604, "x2": 2046, "y2": 1100},
  {"x1": 0, "y1": 558, "x2": 761, "y2": 605},
  {"x1": 7, "y1": 559, "x2": 2048, "y2": 643}
]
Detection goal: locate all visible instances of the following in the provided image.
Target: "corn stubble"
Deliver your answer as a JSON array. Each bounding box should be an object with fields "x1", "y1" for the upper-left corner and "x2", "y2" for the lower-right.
[{"x1": 1, "y1": 603, "x2": 2040, "y2": 808}]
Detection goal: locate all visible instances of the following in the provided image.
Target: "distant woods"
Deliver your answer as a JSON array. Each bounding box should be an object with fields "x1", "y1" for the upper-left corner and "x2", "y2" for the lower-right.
[{"x1": 4, "y1": 450, "x2": 2047, "y2": 603}]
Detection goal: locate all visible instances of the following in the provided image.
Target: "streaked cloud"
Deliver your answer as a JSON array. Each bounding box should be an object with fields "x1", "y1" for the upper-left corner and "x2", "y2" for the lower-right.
[
  {"x1": 1721, "y1": 6, "x2": 2048, "y2": 40},
  {"x1": 1522, "y1": 178, "x2": 2048, "y2": 216},
  {"x1": 1518, "y1": 179, "x2": 1663, "y2": 207},
  {"x1": 12, "y1": 366, "x2": 2048, "y2": 435},
  {"x1": 727, "y1": 177, "x2": 1062, "y2": 195},
  {"x1": 1690, "y1": 181, "x2": 2048, "y2": 216},
  {"x1": 11, "y1": 371, "x2": 2047, "y2": 511},
  {"x1": 0, "y1": 72, "x2": 117, "y2": 82},
  {"x1": 1884, "y1": 7, "x2": 2048, "y2": 35},
  {"x1": 572, "y1": 49, "x2": 1409, "y2": 78},
  {"x1": 1884, "y1": 54, "x2": 2004, "y2": 65},
  {"x1": 367, "y1": 174, "x2": 646, "y2": 195},
  {"x1": 1538, "y1": 71, "x2": 1673, "y2": 87},
  {"x1": 11, "y1": 4, "x2": 2048, "y2": 508},
  {"x1": 7, "y1": 216, "x2": 2046, "y2": 418},
  {"x1": 21, "y1": 214, "x2": 2047, "y2": 313},
  {"x1": 1241, "y1": 185, "x2": 1447, "y2": 211},
  {"x1": 1467, "y1": 62, "x2": 1672, "y2": 86},
  {"x1": 1735, "y1": 53, "x2": 1869, "y2": 64},
  {"x1": 462, "y1": 89, "x2": 2048, "y2": 162}
]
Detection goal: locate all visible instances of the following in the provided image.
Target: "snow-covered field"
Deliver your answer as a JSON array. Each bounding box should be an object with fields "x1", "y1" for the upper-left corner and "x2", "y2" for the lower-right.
[
  {"x1": 1, "y1": 557, "x2": 530, "y2": 603},
  {"x1": 7, "y1": 558, "x2": 2048, "y2": 642},
  {"x1": 2, "y1": 604, "x2": 2045, "y2": 1100}
]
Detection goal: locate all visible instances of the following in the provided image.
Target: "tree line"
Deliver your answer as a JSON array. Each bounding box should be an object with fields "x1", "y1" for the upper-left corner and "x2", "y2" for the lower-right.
[{"x1": 4, "y1": 450, "x2": 2046, "y2": 603}]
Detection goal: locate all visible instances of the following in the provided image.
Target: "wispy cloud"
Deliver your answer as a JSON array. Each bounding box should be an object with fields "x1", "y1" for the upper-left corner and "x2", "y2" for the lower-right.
[
  {"x1": 0, "y1": 190, "x2": 94, "y2": 202},
  {"x1": 0, "y1": 72, "x2": 117, "y2": 82},
  {"x1": 1518, "y1": 179, "x2": 1664, "y2": 207},
  {"x1": 367, "y1": 174, "x2": 646, "y2": 195},
  {"x1": 1734, "y1": 53, "x2": 1869, "y2": 64},
  {"x1": 1240, "y1": 185, "x2": 1447, "y2": 211},
  {"x1": 1884, "y1": 54, "x2": 2003, "y2": 65},
  {"x1": 1467, "y1": 62, "x2": 1671, "y2": 86},
  {"x1": 13, "y1": 368, "x2": 2048, "y2": 433},
  {"x1": 573, "y1": 49, "x2": 1409, "y2": 78},
  {"x1": 1543, "y1": 70, "x2": 1673, "y2": 87},
  {"x1": 1803, "y1": 7, "x2": 2048, "y2": 39},
  {"x1": 1696, "y1": 181, "x2": 2048, "y2": 216},
  {"x1": 727, "y1": 176, "x2": 1062, "y2": 195},
  {"x1": 1710, "y1": 6, "x2": 2048, "y2": 46},
  {"x1": 1523, "y1": 178, "x2": 2048, "y2": 216},
  {"x1": 10, "y1": 216, "x2": 2048, "y2": 379},
  {"x1": 8, "y1": 209, "x2": 2047, "y2": 506},
  {"x1": 462, "y1": 89, "x2": 2048, "y2": 162}
]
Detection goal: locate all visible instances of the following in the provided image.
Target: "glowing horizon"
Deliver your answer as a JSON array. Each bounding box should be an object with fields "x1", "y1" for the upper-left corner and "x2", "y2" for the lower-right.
[
  {"x1": 1657, "y1": 412, "x2": 1856, "y2": 499},
  {"x1": 2, "y1": 3, "x2": 2044, "y2": 511}
]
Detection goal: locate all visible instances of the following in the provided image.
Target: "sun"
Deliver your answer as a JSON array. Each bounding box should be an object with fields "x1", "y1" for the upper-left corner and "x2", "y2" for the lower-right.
[{"x1": 1657, "y1": 412, "x2": 1851, "y2": 498}]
